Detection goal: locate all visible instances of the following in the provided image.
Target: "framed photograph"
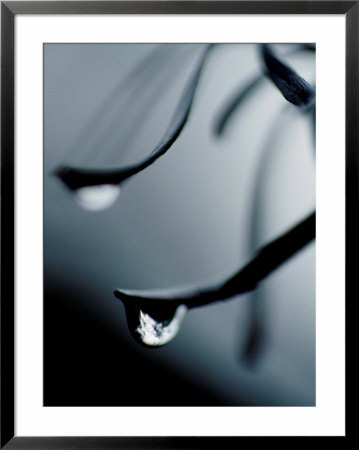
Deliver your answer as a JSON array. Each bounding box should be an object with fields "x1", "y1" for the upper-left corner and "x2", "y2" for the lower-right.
[{"x1": 1, "y1": 1, "x2": 353, "y2": 447}]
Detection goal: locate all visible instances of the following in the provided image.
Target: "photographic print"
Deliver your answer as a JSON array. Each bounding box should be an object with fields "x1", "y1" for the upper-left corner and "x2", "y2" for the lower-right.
[{"x1": 43, "y1": 43, "x2": 316, "y2": 407}]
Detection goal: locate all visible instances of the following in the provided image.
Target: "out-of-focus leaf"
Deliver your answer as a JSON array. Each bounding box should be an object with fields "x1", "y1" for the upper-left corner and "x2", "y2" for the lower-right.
[
  {"x1": 214, "y1": 75, "x2": 263, "y2": 137},
  {"x1": 240, "y1": 313, "x2": 266, "y2": 367},
  {"x1": 261, "y1": 44, "x2": 315, "y2": 107}
]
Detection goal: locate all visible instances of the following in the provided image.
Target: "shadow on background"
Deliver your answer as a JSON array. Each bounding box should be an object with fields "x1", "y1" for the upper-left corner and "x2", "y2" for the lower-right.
[{"x1": 44, "y1": 282, "x2": 245, "y2": 407}]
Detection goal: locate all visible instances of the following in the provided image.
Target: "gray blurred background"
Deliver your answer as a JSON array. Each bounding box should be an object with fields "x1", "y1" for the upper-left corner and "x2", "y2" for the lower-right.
[{"x1": 44, "y1": 43, "x2": 315, "y2": 406}]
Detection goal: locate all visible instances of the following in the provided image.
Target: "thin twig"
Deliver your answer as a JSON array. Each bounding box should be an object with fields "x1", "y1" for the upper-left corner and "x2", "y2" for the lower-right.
[{"x1": 115, "y1": 211, "x2": 315, "y2": 310}]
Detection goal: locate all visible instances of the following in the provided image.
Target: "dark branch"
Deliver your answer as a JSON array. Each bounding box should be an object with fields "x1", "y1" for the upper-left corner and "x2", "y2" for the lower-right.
[
  {"x1": 261, "y1": 44, "x2": 315, "y2": 107},
  {"x1": 115, "y1": 211, "x2": 315, "y2": 310}
]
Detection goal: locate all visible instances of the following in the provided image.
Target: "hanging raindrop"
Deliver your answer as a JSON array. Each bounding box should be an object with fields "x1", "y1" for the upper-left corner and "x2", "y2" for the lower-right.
[
  {"x1": 74, "y1": 184, "x2": 121, "y2": 211},
  {"x1": 116, "y1": 290, "x2": 187, "y2": 347}
]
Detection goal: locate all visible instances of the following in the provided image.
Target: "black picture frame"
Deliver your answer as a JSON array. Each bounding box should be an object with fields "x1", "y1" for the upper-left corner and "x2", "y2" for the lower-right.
[{"x1": 1, "y1": 1, "x2": 354, "y2": 447}]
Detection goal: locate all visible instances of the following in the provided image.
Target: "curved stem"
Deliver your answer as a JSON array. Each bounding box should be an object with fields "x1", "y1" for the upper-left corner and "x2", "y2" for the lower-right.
[
  {"x1": 115, "y1": 211, "x2": 315, "y2": 310},
  {"x1": 56, "y1": 44, "x2": 215, "y2": 191}
]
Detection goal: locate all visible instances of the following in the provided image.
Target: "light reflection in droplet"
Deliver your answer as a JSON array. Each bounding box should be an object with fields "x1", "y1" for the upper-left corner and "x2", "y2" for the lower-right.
[
  {"x1": 134, "y1": 305, "x2": 187, "y2": 347},
  {"x1": 74, "y1": 184, "x2": 120, "y2": 211}
]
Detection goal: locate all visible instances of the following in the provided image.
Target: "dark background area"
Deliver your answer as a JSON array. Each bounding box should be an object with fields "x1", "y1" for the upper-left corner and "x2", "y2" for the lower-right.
[{"x1": 44, "y1": 283, "x2": 243, "y2": 406}]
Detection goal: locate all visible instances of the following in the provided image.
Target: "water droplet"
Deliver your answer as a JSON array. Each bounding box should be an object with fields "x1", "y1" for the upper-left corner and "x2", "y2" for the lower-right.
[
  {"x1": 122, "y1": 301, "x2": 187, "y2": 347},
  {"x1": 74, "y1": 184, "x2": 120, "y2": 211}
]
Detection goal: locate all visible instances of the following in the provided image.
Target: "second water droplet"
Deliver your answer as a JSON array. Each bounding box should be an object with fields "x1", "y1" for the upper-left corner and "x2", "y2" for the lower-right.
[{"x1": 74, "y1": 184, "x2": 120, "y2": 211}]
